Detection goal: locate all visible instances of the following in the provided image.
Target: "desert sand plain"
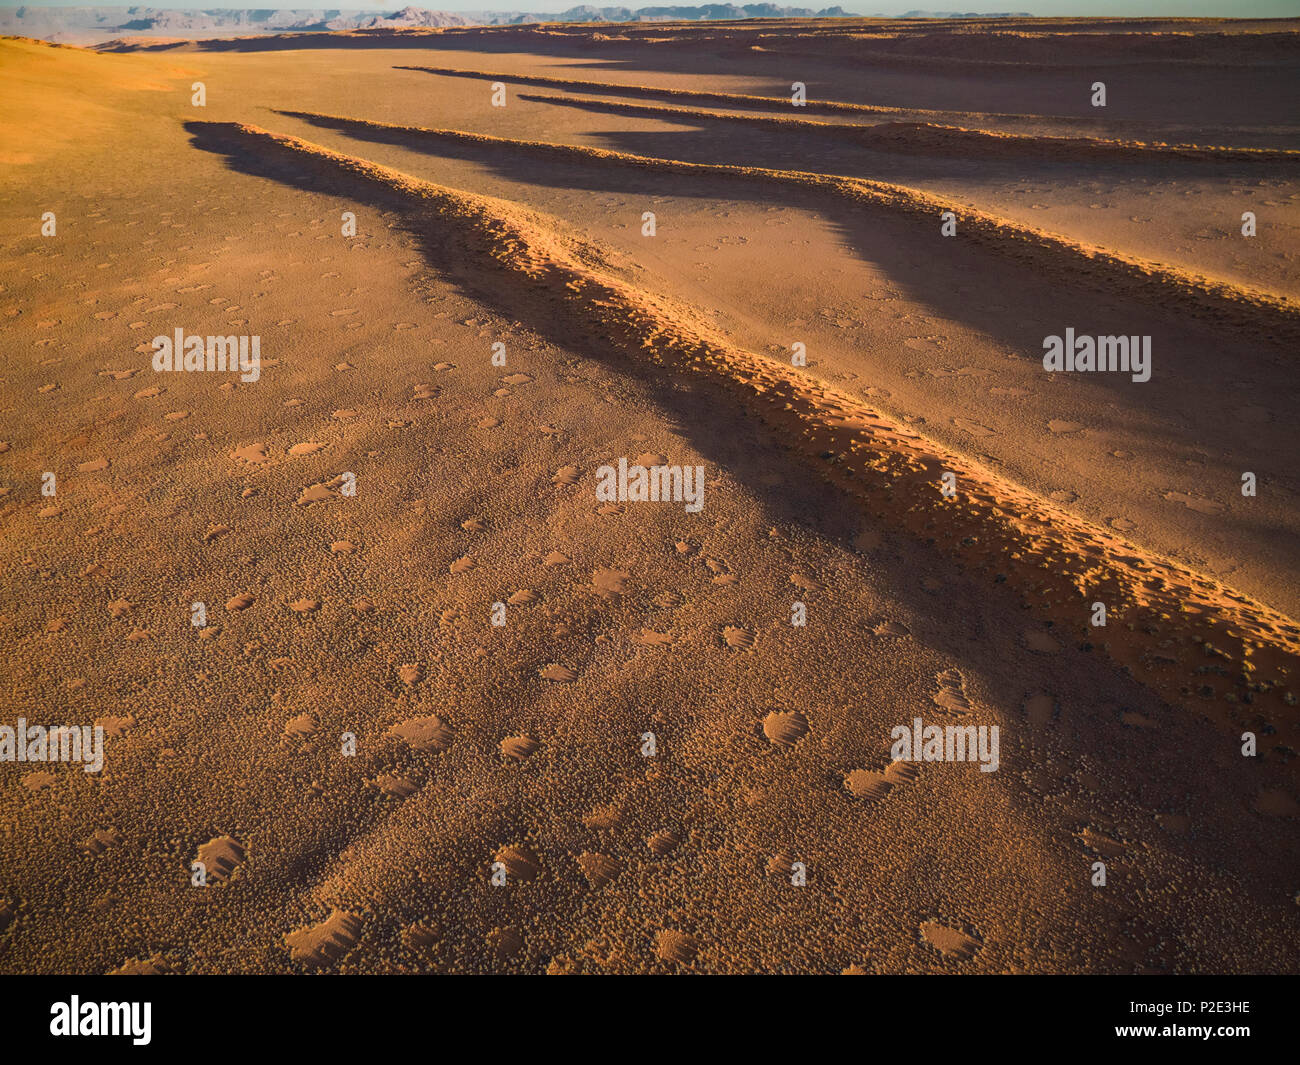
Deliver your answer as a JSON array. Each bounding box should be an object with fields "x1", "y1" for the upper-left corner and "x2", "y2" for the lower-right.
[{"x1": 1, "y1": 16, "x2": 1299, "y2": 974}]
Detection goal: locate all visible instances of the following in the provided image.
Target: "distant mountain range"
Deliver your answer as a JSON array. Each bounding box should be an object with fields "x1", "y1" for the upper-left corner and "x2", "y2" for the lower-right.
[{"x1": 0, "y1": 6, "x2": 1033, "y2": 44}]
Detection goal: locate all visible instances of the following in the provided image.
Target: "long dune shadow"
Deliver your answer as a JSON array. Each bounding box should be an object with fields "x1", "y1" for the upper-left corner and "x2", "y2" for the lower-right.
[
  {"x1": 393, "y1": 61, "x2": 1300, "y2": 137},
  {"x1": 556, "y1": 124, "x2": 1286, "y2": 193},
  {"x1": 512, "y1": 93, "x2": 1300, "y2": 174},
  {"x1": 394, "y1": 64, "x2": 859, "y2": 114},
  {"x1": 270, "y1": 109, "x2": 1300, "y2": 551},
  {"x1": 273, "y1": 108, "x2": 787, "y2": 202},
  {"x1": 182, "y1": 118, "x2": 1300, "y2": 937},
  {"x1": 395, "y1": 63, "x2": 1106, "y2": 128}
]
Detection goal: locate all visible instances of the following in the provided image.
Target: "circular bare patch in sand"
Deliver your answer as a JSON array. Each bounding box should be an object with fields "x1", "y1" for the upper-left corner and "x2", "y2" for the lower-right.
[
  {"x1": 656, "y1": 929, "x2": 700, "y2": 965},
  {"x1": 390, "y1": 714, "x2": 454, "y2": 752},
  {"x1": 577, "y1": 852, "x2": 620, "y2": 888},
  {"x1": 763, "y1": 710, "x2": 808, "y2": 748},
  {"x1": 493, "y1": 845, "x2": 540, "y2": 881},
  {"x1": 844, "y1": 770, "x2": 892, "y2": 801},
  {"x1": 500, "y1": 735, "x2": 539, "y2": 761}
]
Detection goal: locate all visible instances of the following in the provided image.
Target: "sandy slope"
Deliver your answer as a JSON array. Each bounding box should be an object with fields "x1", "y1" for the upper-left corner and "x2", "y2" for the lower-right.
[{"x1": 1, "y1": 22, "x2": 1298, "y2": 974}]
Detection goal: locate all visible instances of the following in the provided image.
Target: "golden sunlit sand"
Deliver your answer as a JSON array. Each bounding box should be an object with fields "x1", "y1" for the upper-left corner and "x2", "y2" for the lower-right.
[{"x1": 1, "y1": 17, "x2": 1298, "y2": 974}]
